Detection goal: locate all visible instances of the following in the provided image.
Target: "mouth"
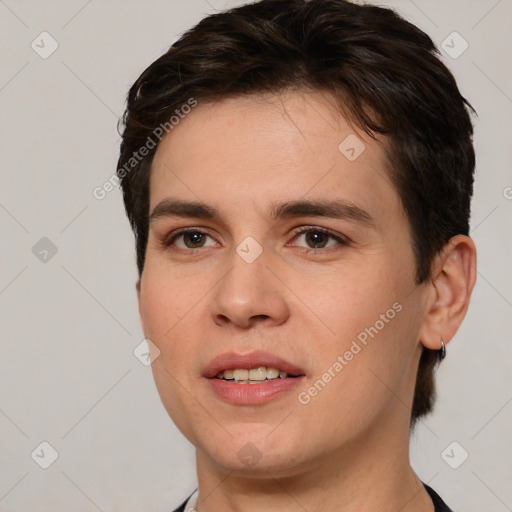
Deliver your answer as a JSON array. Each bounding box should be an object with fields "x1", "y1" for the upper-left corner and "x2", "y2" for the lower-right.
[
  {"x1": 204, "y1": 351, "x2": 306, "y2": 404},
  {"x1": 204, "y1": 351, "x2": 306, "y2": 380},
  {"x1": 215, "y1": 366, "x2": 299, "y2": 384}
]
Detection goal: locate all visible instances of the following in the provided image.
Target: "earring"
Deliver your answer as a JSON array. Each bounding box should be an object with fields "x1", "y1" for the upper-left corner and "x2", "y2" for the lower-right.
[{"x1": 438, "y1": 339, "x2": 446, "y2": 360}]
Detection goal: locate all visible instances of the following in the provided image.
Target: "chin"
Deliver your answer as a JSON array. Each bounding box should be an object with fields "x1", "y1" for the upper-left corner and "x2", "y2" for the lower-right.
[{"x1": 195, "y1": 427, "x2": 310, "y2": 477}]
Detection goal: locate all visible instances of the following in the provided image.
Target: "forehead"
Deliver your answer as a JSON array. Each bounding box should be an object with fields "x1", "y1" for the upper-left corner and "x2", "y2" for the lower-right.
[{"x1": 149, "y1": 91, "x2": 401, "y2": 224}]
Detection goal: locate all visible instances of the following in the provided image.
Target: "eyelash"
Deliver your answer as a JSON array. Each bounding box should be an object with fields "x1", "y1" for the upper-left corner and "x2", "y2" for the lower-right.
[
  {"x1": 162, "y1": 226, "x2": 350, "y2": 254},
  {"x1": 289, "y1": 226, "x2": 350, "y2": 253}
]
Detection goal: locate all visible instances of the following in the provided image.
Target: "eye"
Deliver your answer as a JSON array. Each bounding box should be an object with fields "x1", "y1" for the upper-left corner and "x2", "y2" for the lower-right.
[
  {"x1": 164, "y1": 229, "x2": 218, "y2": 250},
  {"x1": 288, "y1": 227, "x2": 349, "y2": 251}
]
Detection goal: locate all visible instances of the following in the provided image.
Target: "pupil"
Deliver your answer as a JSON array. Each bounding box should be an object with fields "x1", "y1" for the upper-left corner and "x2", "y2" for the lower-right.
[
  {"x1": 307, "y1": 231, "x2": 327, "y2": 248},
  {"x1": 186, "y1": 232, "x2": 204, "y2": 247}
]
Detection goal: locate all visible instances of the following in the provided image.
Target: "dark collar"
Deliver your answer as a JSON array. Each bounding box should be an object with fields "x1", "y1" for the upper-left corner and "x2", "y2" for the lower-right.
[
  {"x1": 424, "y1": 483, "x2": 454, "y2": 512},
  {"x1": 172, "y1": 483, "x2": 454, "y2": 512}
]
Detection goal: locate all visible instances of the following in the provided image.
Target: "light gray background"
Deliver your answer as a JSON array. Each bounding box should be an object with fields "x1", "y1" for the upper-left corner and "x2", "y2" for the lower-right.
[{"x1": 1, "y1": 0, "x2": 511, "y2": 511}]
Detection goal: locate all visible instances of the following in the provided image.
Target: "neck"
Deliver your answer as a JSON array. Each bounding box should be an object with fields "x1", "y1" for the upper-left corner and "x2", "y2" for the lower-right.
[{"x1": 193, "y1": 408, "x2": 434, "y2": 512}]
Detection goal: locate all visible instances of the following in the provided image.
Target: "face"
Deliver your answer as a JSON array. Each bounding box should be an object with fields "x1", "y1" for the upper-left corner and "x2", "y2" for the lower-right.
[{"x1": 138, "y1": 91, "x2": 430, "y2": 477}]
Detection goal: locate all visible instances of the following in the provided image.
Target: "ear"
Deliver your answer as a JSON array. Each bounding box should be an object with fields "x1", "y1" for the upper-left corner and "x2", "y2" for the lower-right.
[
  {"x1": 136, "y1": 279, "x2": 146, "y2": 335},
  {"x1": 418, "y1": 235, "x2": 477, "y2": 350}
]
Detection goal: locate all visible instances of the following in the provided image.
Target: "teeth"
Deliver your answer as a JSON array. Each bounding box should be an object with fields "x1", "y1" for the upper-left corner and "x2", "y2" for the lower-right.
[
  {"x1": 266, "y1": 367, "x2": 279, "y2": 379},
  {"x1": 216, "y1": 366, "x2": 291, "y2": 381},
  {"x1": 249, "y1": 366, "x2": 266, "y2": 381},
  {"x1": 233, "y1": 369, "x2": 249, "y2": 381}
]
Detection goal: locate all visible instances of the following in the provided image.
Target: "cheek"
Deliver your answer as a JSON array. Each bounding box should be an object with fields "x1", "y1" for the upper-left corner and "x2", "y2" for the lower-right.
[
  {"x1": 139, "y1": 273, "x2": 194, "y2": 387},
  {"x1": 296, "y1": 267, "x2": 417, "y2": 410},
  {"x1": 139, "y1": 268, "x2": 196, "y2": 339},
  {"x1": 140, "y1": 273, "x2": 205, "y2": 439},
  {"x1": 302, "y1": 260, "x2": 406, "y2": 344}
]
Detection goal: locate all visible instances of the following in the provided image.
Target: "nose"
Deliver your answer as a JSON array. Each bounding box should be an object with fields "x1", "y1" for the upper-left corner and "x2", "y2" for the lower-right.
[{"x1": 210, "y1": 248, "x2": 290, "y2": 329}]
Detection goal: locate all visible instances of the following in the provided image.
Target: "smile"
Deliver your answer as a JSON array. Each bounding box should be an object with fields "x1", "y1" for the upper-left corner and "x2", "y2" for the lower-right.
[
  {"x1": 205, "y1": 352, "x2": 306, "y2": 404},
  {"x1": 216, "y1": 366, "x2": 296, "y2": 383}
]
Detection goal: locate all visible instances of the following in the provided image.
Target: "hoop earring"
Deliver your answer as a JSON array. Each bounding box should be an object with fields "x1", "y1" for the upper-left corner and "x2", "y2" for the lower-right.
[{"x1": 438, "y1": 339, "x2": 446, "y2": 360}]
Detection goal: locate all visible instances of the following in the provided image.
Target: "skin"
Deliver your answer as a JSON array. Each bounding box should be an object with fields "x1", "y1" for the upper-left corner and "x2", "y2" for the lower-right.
[{"x1": 137, "y1": 90, "x2": 476, "y2": 512}]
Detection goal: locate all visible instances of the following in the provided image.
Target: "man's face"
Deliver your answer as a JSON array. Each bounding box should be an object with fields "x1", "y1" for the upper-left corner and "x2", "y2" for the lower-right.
[{"x1": 138, "y1": 92, "x2": 429, "y2": 475}]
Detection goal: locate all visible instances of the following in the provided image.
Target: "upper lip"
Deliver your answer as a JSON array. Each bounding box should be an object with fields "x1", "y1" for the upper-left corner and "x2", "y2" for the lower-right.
[{"x1": 203, "y1": 351, "x2": 306, "y2": 378}]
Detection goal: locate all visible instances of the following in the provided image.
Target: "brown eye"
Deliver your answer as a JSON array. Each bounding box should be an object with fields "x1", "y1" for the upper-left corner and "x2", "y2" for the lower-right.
[
  {"x1": 165, "y1": 229, "x2": 217, "y2": 250},
  {"x1": 304, "y1": 231, "x2": 329, "y2": 248},
  {"x1": 183, "y1": 232, "x2": 206, "y2": 248},
  {"x1": 290, "y1": 227, "x2": 349, "y2": 251}
]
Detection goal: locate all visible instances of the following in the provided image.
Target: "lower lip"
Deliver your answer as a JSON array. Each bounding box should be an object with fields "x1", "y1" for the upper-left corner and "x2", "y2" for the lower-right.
[{"x1": 207, "y1": 376, "x2": 305, "y2": 405}]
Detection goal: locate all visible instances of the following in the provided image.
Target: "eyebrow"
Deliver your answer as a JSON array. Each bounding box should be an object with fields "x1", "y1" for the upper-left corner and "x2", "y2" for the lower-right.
[
  {"x1": 271, "y1": 199, "x2": 374, "y2": 227},
  {"x1": 149, "y1": 198, "x2": 375, "y2": 227}
]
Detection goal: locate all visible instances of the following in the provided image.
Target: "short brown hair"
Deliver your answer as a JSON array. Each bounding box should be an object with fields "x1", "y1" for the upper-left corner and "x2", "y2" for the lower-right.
[{"x1": 117, "y1": 0, "x2": 476, "y2": 425}]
